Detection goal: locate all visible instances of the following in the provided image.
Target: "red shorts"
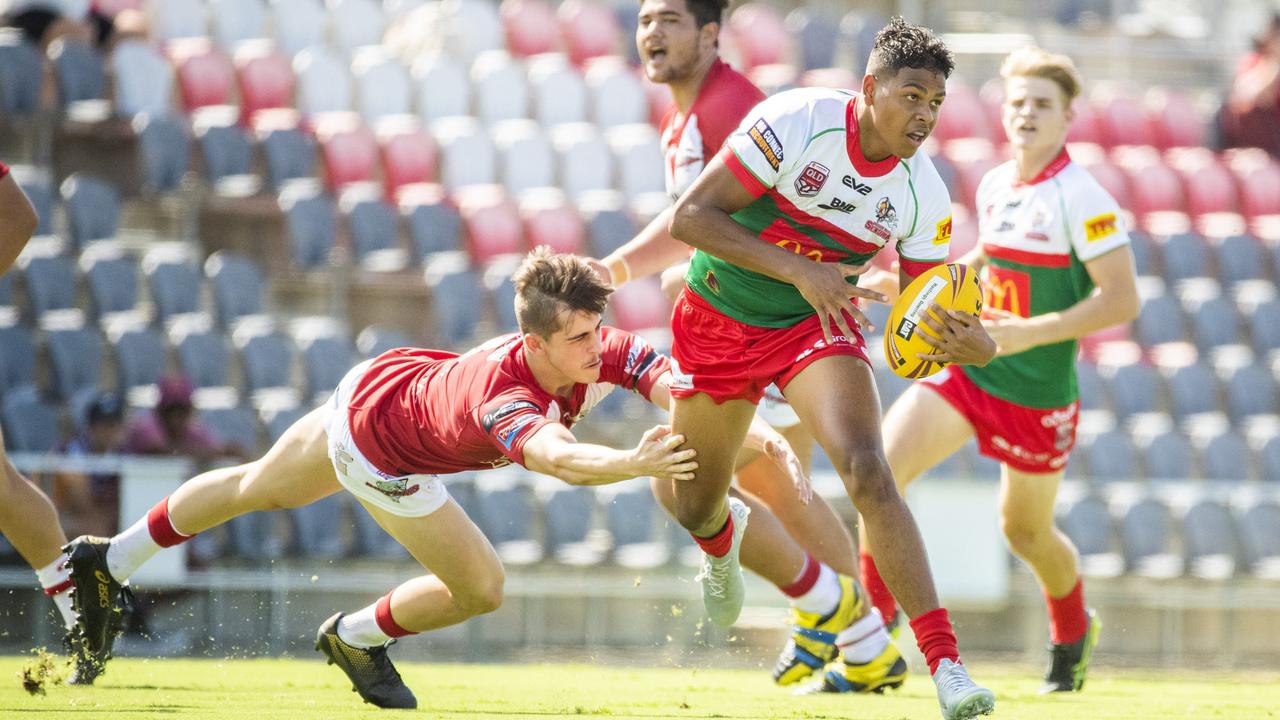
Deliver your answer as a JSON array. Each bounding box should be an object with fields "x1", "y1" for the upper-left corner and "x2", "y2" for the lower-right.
[
  {"x1": 668, "y1": 287, "x2": 870, "y2": 404},
  {"x1": 921, "y1": 366, "x2": 1078, "y2": 474}
]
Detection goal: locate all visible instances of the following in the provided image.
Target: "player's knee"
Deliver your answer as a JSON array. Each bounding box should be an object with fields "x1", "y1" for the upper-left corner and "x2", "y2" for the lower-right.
[
  {"x1": 458, "y1": 573, "x2": 505, "y2": 616},
  {"x1": 673, "y1": 502, "x2": 716, "y2": 534},
  {"x1": 834, "y1": 446, "x2": 896, "y2": 505},
  {"x1": 1000, "y1": 518, "x2": 1046, "y2": 557}
]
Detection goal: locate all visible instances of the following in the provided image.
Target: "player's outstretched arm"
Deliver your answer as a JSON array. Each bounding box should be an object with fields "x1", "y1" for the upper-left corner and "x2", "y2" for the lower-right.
[
  {"x1": 0, "y1": 170, "x2": 39, "y2": 277},
  {"x1": 521, "y1": 423, "x2": 697, "y2": 487},
  {"x1": 589, "y1": 206, "x2": 692, "y2": 286}
]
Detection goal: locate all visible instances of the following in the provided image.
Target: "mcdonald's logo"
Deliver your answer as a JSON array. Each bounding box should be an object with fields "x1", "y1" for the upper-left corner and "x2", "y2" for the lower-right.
[
  {"x1": 983, "y1": 266, "x2": 1030, "y2": 318},
  {"x1": 774, "y1": 238, "x2": 824, "y2": 262},
  {"x1": 1084, "y1": 213, "x2": 1118, "y2": 242}
]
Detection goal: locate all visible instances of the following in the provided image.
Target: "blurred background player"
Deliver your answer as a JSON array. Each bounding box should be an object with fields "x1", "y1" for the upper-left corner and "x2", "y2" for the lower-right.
[
  {"x1": 857, "y1": 46, "x2": 1140, "y2": 695},
  {"x1": 64, "y1": 249, "x2": 806, "y2": 709},
  {"x1": 0, "y1": 158, "x2": 105, "y2": 682},
  {"x1": 664, "y1": 17, "x2": 999, "y2": 719},
  {"x1": 53, "y1": 391, "x2": 127, "y2": 539},
  {"x1": 590, "y1": 0, "x2": 891, "y2": 690}
]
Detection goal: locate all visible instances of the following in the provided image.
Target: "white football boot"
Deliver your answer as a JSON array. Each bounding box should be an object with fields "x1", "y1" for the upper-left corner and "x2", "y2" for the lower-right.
[
  {"x1": 696, "y1": 496, "x2": 750, "y2": 627},
  {"x1": 932, "y1": 658, "x2": 996, "y2": 719}
]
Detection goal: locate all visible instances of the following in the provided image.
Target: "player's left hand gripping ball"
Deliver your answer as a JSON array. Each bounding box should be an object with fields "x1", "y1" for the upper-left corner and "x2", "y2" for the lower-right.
[{"x1": 882, "y1": 263, "x2": 985, "y2": 379}]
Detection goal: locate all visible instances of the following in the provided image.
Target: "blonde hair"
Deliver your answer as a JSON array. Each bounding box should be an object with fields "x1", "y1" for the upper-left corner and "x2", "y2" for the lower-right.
[{"x1": 1000, "y1": 46, "x2": 1083, "y2": 104}]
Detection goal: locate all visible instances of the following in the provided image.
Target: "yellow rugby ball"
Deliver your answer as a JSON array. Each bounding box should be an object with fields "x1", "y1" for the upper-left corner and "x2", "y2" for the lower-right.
[{"x1": 882, "y1": 263, "x2": 983, "y2": 379}]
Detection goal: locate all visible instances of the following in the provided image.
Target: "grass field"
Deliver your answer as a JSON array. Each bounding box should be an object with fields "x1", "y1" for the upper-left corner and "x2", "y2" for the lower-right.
[{"x1": 3, "y1": 655, "x2": 1278, "y2": 719}]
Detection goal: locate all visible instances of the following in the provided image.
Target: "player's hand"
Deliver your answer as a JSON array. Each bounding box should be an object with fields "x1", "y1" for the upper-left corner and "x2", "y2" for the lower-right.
[
  {"x1": 917, "y1": 303, "x2": 997, "y2": 366},
  {"x1": 982, "y1": 307, "x2": 1042, "y2": 357},
  {"x1": 631, "y1": 425, "x2": 698, "y2": 482},
  {"x1": 585, "y1": 257, "x2": 613, "y2": 286},
  {"x1": 860, "y1": 263, "x2": 901, "y2": 305},
  {"x1": 793, "y1": 262, "x2": 888, "y2": 345}
]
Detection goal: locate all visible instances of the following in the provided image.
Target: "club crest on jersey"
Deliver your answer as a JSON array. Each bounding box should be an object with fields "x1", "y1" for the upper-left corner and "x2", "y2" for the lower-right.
[
  {"x1": 794, "y1": 161, "x2": 830, "y2": 197},
  {"x1": 703, "y1": 269, "x2": 721, "y2": 294},
  {"x1": 875, "y1": 197, "x2": 898, "y2": 228},
  {"x1": 364, "y1": 477, "x2": 420, "y2": 503},
  {"x1": 747, "y1": 119, "x2": 783, "y2": 170}
]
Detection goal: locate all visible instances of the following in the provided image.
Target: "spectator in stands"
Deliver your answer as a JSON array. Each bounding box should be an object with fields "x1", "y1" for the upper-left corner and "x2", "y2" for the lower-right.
[
  {"x1": 0, "y1": 0, "x2": 146, "y2": 51},
  {"x1": 1221, "y1": 13, "x2": 1280, "y2": 156},
  {"x1": 53, "y1": 391, "x2": 125, "y2": 538},
  {"x1": 123, "y1": 376, "x2": 242, "y2": 462}
]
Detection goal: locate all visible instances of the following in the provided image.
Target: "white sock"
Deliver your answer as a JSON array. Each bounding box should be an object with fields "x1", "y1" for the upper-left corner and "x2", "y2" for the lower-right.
[
  {"x1": 106, "y1": 515, "x2": 163, "y2": 582},
  {"x1": 337, "y1": 604, "x2": 392, "y2": 649},
  {"x1": 35, "y1": 555, "x2": 76, "y2": 629},
  {"x1": 792, "y1": 563, "x2": 842, "y2": 616},
  {"x1": 838, "y1": 607, "x2": 892, "y2": 664}
]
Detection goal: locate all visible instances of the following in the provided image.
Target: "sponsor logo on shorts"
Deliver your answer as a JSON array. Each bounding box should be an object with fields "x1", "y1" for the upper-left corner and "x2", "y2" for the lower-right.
[
  {"x1": 933, "y1": 216, "x2": 952, "y2": 245},
  {"x1": 364, "y1": 477, "x2": 421, "y2": 502},
  {"x1": 1084, "y1": 213, "x2": 1118, "y2": 242},
  {"x1": 747, "y1": 119, "x2": 783, "y2": 170},
  {"x1": 794, "y1": 334, "x2": 852, "y2": 363},
  {"x1": 794, "y1": 161, "x2": 830, "y2": 197},
  {"x1": 668, "y1": 359, "x2": 694, "y2": 389}
]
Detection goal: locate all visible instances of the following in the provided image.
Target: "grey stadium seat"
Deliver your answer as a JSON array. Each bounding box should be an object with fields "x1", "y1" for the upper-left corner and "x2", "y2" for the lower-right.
[
  {"x1": 1121, "y1": 496, "x2": 1182, "y2": 578},
  {"x1": 1214, "y1": 234, "x2": 1267, "y2": 286},
  {"x1": 1083, "y1": 428, "x2": 1139, "y2": 482},
  {"x1": 1142, "y1": 429, "x2": 1195, "y2": 481},
  {"x1": 1134, "y1": 294, "x2": 1185, "y2": 348},
  {"x1": 542, "y1": 484, "x2": 606, "y2": 566},
  {"x1": 205, "y1": 251, "x2": 265, "y2": 328},
  {"x1": 280, "y1": 183, "x2": 335, "y2": 269},
  {"x1": 111, "y1": 326, "x2": 167, "y2": 394},
  {"x1": 1224, "y1": 365, "x2": 1278, "y2": 422},
  {"x1": 472, "y1": 472, "x2": 542, "y2": 567},
  {"x1": 606, "y1": 484, "x2": 669, "y2": 569},
  {"x1": 356, "y1": 325, "x2": 414, "y2": 358},
  {"x1": 424, "y1": 252, "x2": 483, "y2": 349},
  {"x1": 1, "y1": 385, "x2": 59, "y2": 452},
  {"x1": 1165, "y1": 363, "x2": 1219, "y2": 420},
  {"x1": 1059, "y1": 494, "x2": 1122, "y2": 577},
  {"x1": 1239, "y1": 498, "x2": 1280, "y2": 579},
  {"x1": 21, "y1": 253, "x2": 78, "y2": 319},
  {"x1": 60, "y1": 174, "x2": 120, "y2": 248},
  {"x1": 0, "y1": 322, "x2": 36, "y2": 394},
  {"x1": 1181, "y1": 498, "x2": 1240, "y2": 580},
  {"x1": 45, "y1": 325, "x2": 102, "y2": 403}
]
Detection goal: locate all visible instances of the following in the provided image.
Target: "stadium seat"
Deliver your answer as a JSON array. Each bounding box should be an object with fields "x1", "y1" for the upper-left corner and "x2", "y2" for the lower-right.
[
  {"x1": 483, "y1": 258, "x2": 519, "y2": 334},
  {"x1": 48, "y1": 39, "x2": 105, "y2": 109},
  {"x1": 194, "y1": 109, "x2": 254, "y2": 187},
  {"x1": 500, "y1": 0, "x2": 560, "y2": 58},
  {"x1": 0, "y1": 322, "x2": 36, "y2": 395},
  {"x1": 209, "y1": 0, "x2": 267, "y2": 50},
  {"x1": 432, "y1": 116, "x2": 497, "y2": 191},
  {"x1": 423, "y1": 252, "x2": 485, "y2": 348},
  {"x1": 1213, "y1": 233, "x2": 1267, "y2": 286},
  {"x1": 110, "y1": 39, "x2": 175, "y2": 118},
  {"x1": 520, "y1": 188, "x2": 586, "y2": 256},
  {"x1": 1159, "y1": 232, "x2": 1212, "y2": 283},
  {"x1": 748, "y1": 63, "x2": 797, "y2": 96},
  {"x1": 377, "y1": 116, "x2": 438, "y2": 199},
  {"x1": 471, "y1": 50, "x2": 530, "y2": 125},
  {"x1": 1164, "y1": 362, "x2": 1220, "y2": 420},
  {"x1": 1200, "y1": 428, "x2": 1252, "y2": 482},
  {"x1": 1120, "y1": 496, "x2": 1182, "y2": 578},
  {"x1": 491, "y1": 119, "x2": 555, "y2": 196},
  {"x1": 269, "y1": 0, "x2": 326, "y2": 57},
  {"x1": 60, "y1": 173, "x2": 120, "y2": 248},
  {"x1": 399, "y1": 183, "x2": 462, "y2": 261},
  {"x1": 557, "y1": 0, "x2": 622, "y2": 66},
  {"x1": 199, "y1": 404, "x2": 262, "y2": 455},
  {"x1": 1247, "y1": 297, "x2": 1280, "y2": 356},
  {"x1": 1223, "y1": 364, "x2": 1278, "y2": 423},
  {"x1": 526, "y1": 53, "x2": 587, "y2": 128},
  {"x1": 932, "y1": 80, "x2": 995, "y2": 144},
  {"x1": 135, "y1": 115, "x2": 191, "y2": 193},
  {"x1": 1141, "y1": 428, "x2": 1195, "y2": 481},
  {"x1": 170, "y1": 38, "x2": 234, "y2": 113},
  {"x1": 356, "y1": 324, "x2": 414, "y2": 357},
  {"x1": 605, "y1": 484, "x2": 669, "y2": 569},
  {"x1": 1133, "y1": 292, "x2": 1185, "y2": 348},
  {"x1": 259, "y1": 122, "x2": 316, "y2": 191},
  {"x1": 1167, "y1": 151, "x2": 1240, "y2": 218},
  {"x1": 610, "y1": 276, "x2": 671, "y2": 332},
  {"x1": 1186, "y1": 296, "x2": 1241, "y2": 352},
  {"x1": 234, "y1": 42, "x2": 295, "y2": 126},
  {"x1": 148, "y1": 0, "x2": 206, "y2": 42},
  {"x1": 1101, "y1": 360, "x2": 1161, "y2": 419},
  {"x1": 1, "y1": 386, "x2": 59, "y2": 453},
  {"x1": 1122, "y1": 159, "x2": 1186, "y2": 220},
  {"x1": 641, "y1": 74, "x2": 672, "y2": 128},
  {"x1": 1231, "y1": 154, "x2": 1280, "y2": 219},
  {"x1": 430, "y1": 0, "x2": 505, "y2": 66},
  {"x1": 553, "y1": 124, "x2": 614, "y2": 200},
  {"x1": 541, "y1": 481, "x2": 606, "y2": 566},
  {"x1": 279, "y1": 181, "x2": 336, "y2": 269},
  {"x1": 607, "y1": 124, "x2": 665, "y2": 199},
  {"x1": 1083, "y1": 426, "x2": 1139, "y2": 482},
  {"x1": 455, "y1": 185, "x2": 524, "y2": 264},
  {"x1": 290, "y1": 492, "x2": 348, "y2": 558},
  {"x1": 45, "y1": 324, "x2": 103, "y2": 403},
  {"x1": 1094, "y1": 90, "x2": 1154, "y2": 148},
  {"x1": 81, "y1": 243, "x2": 141, "y2": 321},
  {"x1": 351, "y1": 47, "x2": 412, "y2": 125},
  {"x1": 314, "y1": 113, "x2": 378, "y2": 191},
  {"x1": 1076, "y1": 360, "x2": 1107, "y2": 411},
  {"x1": 1059, "y1": 494, "x2": 1122, "y2": 577},
  {"x1": 727, "y1": 2, "x2": 793, "y2": 70},
  {"x1": 1181, "y1": 498, "x2": 1240, "y2": 580},
  {"x1": 205, "y1": 251, "x2": 266, "y2": 329},
  {"x1": 293, "y1": 319, "x2": 356, "y2": 400},
  {"x1": 578, "y1": 190, "x2": 635, "y2": 256},
  {"x1": 411, "y1": 53, "x2": 470, "y2": 123},
  {"x1": 1146, "y1": 88, "x2": 1205, "y2": 150},
  {"x1": 785, "y1": 8, "x2": 839, "y2": 71},
  {"x1": 19, "y1": 252, "x2": 78, "y2": 320},
  {"x1": 7, "y1": 165, "x2": 53, "y2": 236},
  {"x1": 293, "y1": 46, "x2": 352, "y2": 119},
  {"x1": 109, "y1": 324, "x2": 167, "y2": 395},
  {"x1": 235, "y1": 324, "x2": 296, "y2": 394},
  {"x1": 340, "y1": 185, "x2": 405, "y2": 266},
  {"x1": 329, "y1": 0, "x2": 386, "y2": 56},
  {"x1": 0, "y1": 31, "x2": 42, "y2": 115},
  {"x1": 1079, "y1": 159, "x2": 1132, "y2": 216},
  {"x1": 943, "y1": 140, "x2": 1000, "y2": 210},
  {"x1": 472, "y1": 471, "x2": 543, "y2": 566},
  {"x1": 143, "y1": 244, "x2": 203, "y2": 325},
  {"x1": 1239, "y1": 498, "x2": 1280, "y2": 578},
  {"x1": 584, "y1": 56, "x2": 647, "y2": 128},
  {"x1": 171, "y1": 320, "x2": 233, "y2": 389}
]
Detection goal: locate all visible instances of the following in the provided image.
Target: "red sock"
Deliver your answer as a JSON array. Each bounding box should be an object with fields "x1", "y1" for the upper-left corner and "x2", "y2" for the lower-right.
[
  {"x1": 909, "y1": 607, "x2": 961, "y2": 674},
  {"x1": 374, "y1": 592, "x2": 415, "y2": 638},
  {"x1": 691, "y1": 514, "x2": 734, "y2": 558},
  {"x1": 1045, "y1": 578, "x2": 1088, "y2": 644},
  {"x1": 779, "y1": 554, "x2": 820, "y2": 597},
  {"x1": 146, "y1": 497, "x2": 195, "y2": 548},
  {"x1": 859, "y1": 551, "x2": 897, "y2": 625}
]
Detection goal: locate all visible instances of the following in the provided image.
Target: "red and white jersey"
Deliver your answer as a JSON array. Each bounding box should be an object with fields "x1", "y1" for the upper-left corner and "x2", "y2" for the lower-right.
[
  {"x1": 346, "y1": 327, "x2": 670, "y2": 476},
  {"x1": 660, "y1": 59, "x2": 765, "y2": 200}
]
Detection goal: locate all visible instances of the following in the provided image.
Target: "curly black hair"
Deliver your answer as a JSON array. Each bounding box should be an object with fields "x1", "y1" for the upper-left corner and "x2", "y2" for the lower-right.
[{"x1": 867, "y1": 16, "x2": 954, "y2": 79}]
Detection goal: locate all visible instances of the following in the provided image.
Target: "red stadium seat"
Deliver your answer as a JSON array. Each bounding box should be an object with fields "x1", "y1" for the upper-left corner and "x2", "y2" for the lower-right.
[
  {"x1": 947, "y1": 204, "x2": 977, "y2": 260},
  {"x1": 314, "y1": 113, "x2": 378, "y2": 191},
  {"x1": 609, "y1": 276, "x2": 671, "y2": 332},
  {"x1": 169, "y1": 38, "x2": 234, "y2": 113},
  {"x1": 1095, "y1": 91, "x2": 1154, "y2": 148},
  {"x1": 520, "y1": 188, "x2": 586, "y2": 255},
  {"x1": 932, "y1": 80, "x2": 995, "y2": 144},
  {"x1": 749, "y1": 63, "x2": 799, "y2": 97},
  {"x1": 455, "y1": 185, "x2": 525, "y2": 264},
  {"x1": 1113, "y1": 148, "x2": 1185, "y2": 219},
  {"x1": 1078, "y1": 158, "x2": 1131, "y2": 214},
  {"x1": 500, "y1": 0, "x2": 560, "y2": 57},
  {"x1": 640, "y1": 75, "x2": 672, "y2": 128},
  {"x1": 944, "y1": 139, "x2": 1000, "y2": 210},
  {"x1": 1146, "y1": 88, "x2": 1206, "y2": 150},
  {"x1": 376, "y1": 117, "x2": 438, "y2": 202},
  {"x1": 234, "y1": 42, "x2": 294, "y2": 126},
  {"x1": 1228, "y1": 150, "x2": 1280, "y2": 219},
  {"x1": 727, "y1": 2, "x2": 793, "y2": 71},
  {"x1": 1165, "y1": 149, "x2": 1240, "y2": 218},
  {"x1": 1065, "y1": 98, "x2": 1105, "y2": 146},
  {"x1": 978, "y1": 77, "x2": 1005, "y2": 140},
  {"x1": 798, "y1": 67, "x2": 857, "y2": 90},
  {"x1": 557, "y1": 0, "x2": 621, "y2": 67}
]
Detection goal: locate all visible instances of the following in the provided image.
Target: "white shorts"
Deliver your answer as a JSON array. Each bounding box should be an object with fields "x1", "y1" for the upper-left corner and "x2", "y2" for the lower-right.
[
  {"x1": 756, "y1": 383, "x2": 801, "y2": 429},
  {"x1": 322, "y1": 359, "x2": 450, "y2": 518}
]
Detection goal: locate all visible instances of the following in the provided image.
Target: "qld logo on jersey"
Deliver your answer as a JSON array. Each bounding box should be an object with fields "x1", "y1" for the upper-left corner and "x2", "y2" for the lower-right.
[{"x1": 794, "y1": 161, "x2": 830, "y2": 197}]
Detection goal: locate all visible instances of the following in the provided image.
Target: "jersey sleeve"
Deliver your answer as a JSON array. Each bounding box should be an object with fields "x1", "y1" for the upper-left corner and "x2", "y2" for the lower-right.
[
  {"x1": 895, "y1": 160, "x2": 953, "y2": 278},
  {"x1": 1065, "y1": 173, "x2": 1130, "y2": 262},
  {"x1": 595, "y1": 327, "x2": 670, "y2": 402},
  {"x1": 719, "y1": 91, "x2": 812, "y2": 199},
  {"x1": 475, "y1": 391, "x2": 555, "y2": 468}
]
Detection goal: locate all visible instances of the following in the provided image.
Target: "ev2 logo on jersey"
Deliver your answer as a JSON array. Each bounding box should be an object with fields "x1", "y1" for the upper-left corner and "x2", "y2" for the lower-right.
[{"x1": 842, "y1": 175, "x2": 873, "y2": 195}]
